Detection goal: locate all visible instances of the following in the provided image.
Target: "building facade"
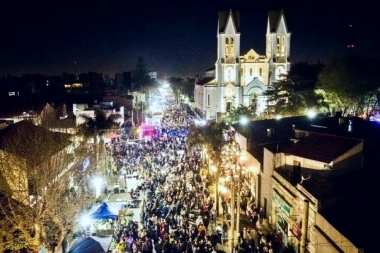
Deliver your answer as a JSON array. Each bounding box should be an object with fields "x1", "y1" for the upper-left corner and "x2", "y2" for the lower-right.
[
  {"x1": 194, "y1": 9, "x2": 291, "y2": 120},
  {"x1": 269, "y1": 133, "x2": 364, "y2": 253}
]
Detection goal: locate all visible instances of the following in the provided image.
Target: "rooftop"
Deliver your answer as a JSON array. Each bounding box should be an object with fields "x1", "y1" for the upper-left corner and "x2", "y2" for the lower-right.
[
  {"x1": 0, "y1": 120, "x2": 72, "y2": 165},
  {"x1": 275, "y1": 166, "x2": 368, "y2": 249},
  {"x1": 282, "y1": 132, "x2": 363, "y2": 164}
]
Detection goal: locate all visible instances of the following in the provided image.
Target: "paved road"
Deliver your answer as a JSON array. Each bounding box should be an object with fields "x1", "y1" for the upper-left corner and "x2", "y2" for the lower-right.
[{"x1": 106, "y1": 175, "x2": 145, "y2": 227}]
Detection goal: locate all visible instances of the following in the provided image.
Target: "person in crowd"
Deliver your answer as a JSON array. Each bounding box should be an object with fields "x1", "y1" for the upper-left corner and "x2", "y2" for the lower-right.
[{"x1": 104, "y1": 104, "x2": 276, "y2": 253}]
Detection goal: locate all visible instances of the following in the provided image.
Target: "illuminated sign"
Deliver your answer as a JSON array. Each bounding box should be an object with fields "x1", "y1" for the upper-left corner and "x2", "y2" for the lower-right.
[
  {"x1": 273, "y1": 191, "x2": 291, "y2": 217},
  {"x1": 290, "y1": 224, "x2": 302, "y2": 239}
]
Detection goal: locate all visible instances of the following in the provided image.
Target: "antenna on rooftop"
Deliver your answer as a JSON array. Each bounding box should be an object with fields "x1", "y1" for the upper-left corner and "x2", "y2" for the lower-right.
[{"x1": 300, "y1": 174, "x2": 311, "y2": 184}]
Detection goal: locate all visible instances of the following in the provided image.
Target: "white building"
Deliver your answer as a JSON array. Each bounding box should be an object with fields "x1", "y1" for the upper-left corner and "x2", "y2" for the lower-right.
[
  {"x1": 74, "y1": 102, "x2": 124, "y2": 127},
  {"x1": 194, "y1": 9, "x2": 291, "y2": 120}
]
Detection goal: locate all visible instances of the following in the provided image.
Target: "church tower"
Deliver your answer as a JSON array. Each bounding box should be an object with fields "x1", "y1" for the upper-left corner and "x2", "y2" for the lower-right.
[
  {"x1": 215, "y1": 9, "x2": 241, "y2": 118},
  {"x1": 266, "y1": 9, "x2": 291, "y2": 85},
  {"x1": 193, "y1": 9, "x2": 292, "y2": 121}
]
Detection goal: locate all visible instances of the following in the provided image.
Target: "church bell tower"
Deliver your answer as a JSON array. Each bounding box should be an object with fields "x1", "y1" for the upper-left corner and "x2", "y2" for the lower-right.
[{"x1": 216, "y1": 9, "x2": 241, "y2": 116}]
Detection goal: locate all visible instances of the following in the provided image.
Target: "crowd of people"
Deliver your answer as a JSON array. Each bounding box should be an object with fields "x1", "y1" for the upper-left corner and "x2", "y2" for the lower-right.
[{"x1": 106, "y1": 105, "x2": 289, "y2": 253}]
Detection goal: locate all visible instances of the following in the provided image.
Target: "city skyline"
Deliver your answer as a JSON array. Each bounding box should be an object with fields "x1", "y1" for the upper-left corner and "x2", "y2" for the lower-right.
[{"x1": 0, "y1": 0, "x2": 378, "y2": 78}]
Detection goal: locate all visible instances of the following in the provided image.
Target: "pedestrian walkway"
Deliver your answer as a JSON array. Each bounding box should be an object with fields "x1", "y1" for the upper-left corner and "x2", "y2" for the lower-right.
[
  {"x1": 91, "y1": 104, "x2": 283, "y2": 253},
  {"x1": 213, "y1": 211, "x2": 272, "y2": 251}
]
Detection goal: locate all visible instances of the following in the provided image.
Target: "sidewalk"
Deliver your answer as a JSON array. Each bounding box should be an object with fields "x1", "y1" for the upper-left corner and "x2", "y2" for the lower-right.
[{"x1": 215, "y1": 212, "x2": 273, "y2": 252}]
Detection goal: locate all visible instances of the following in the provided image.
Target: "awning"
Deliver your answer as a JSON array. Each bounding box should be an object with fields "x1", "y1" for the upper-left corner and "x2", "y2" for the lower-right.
[{"x1": 105, "y1": 132, "x2": 120, "y2": 139}]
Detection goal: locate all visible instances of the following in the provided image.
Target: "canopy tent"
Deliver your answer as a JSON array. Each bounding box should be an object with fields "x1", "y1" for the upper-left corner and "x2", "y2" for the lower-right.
[
  {"x1": 87, "y1": 202, "x2": 123, "y2": 216},
  {"x1": 89, "y1": 202, "x2": 119, "y2": 220},
  {"x1": 68, "y1": 236, "x2": 111, "y2": 253}
]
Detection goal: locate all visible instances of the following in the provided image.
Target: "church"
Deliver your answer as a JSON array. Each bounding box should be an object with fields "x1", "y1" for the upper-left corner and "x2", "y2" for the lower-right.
[{"x1": 194, "y1": 9, "x2": 291, "y2": 121}]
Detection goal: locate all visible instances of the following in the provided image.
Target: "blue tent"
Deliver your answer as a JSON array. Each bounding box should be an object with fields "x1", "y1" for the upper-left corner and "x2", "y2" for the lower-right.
[
  {"x1": 89, "y1": 202, "x2": 119, "y2": 220},
  {"x1": 68, "y1": 236, "x2": 108, "y2": 253}
]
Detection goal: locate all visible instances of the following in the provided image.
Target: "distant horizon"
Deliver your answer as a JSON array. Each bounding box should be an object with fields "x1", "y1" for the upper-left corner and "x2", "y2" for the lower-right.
[{"x1": 0, "y1": 1, "x2": 378, "y2": 78}]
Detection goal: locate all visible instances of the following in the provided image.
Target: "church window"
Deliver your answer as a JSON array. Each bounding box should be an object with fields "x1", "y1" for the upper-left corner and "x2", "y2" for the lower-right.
[
  {"x1": 281, "y1": 36, "x2": 286, "y2": 56},
  {"x1": 207, "y1": 93, "x2": 210, "y2": 107},
  {"x1": 259, "y1": 68, "x2": 263, "y2": 76},
  {"x1": 276, "y1": 36, "x2": 286, "y2": 57},
  {"x1": 241, "y1": 68, "x2": 243, "y2": 76},
  {"x1": 250, "y1": 68, "x2": 253, "y2": 76},
  {"x1": 225, "y1": 36, "x2": 235, "y2": 59}
]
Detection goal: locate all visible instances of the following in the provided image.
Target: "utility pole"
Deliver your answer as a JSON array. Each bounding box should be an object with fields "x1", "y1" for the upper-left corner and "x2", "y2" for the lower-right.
[
  {"x1": 230, "y1": 179, "x2": 236, "y2": 253},
  {"x1": 236, "y1": 166, "x2": 242, "y2": 246},
  {"x1": 300, "y1": 200, "x2": 309, "y2": 253}
]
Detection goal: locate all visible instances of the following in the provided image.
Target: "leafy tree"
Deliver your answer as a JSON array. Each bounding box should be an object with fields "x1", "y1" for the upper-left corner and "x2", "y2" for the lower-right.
[
  {"x1": 131, "y1": 57, "x2": 151, "y2": 93},
  {"x1": 167, "y1": 77, "x2": 195, "y2": 102},
  {"x1": 76, "y1": 109, "x2": 120, "y2": 176},
  {"x1": 186, "y1": 120, "x2": 240, "y2": 217},
  {"x1": 0, "y1": 121, "x2": 94, "y2": 252},
  {"x1": 131, "y1": 57, "x2": 153, "y2": 124},
  {"x1": 76, "y1": 109, "x2": 121, "y2": 139},
  {"x1": 264, "y1": 62, "x2": 324, "y2": 116},
  {"x1": 316, "y1": 56, "x2": 379, "y2": 116},
  {"x1": 187, "y1": 121, "x2": 236, "y2": 170},
  {"x1": 225, "y1": 104, "x2": 255, "y2": 125}
]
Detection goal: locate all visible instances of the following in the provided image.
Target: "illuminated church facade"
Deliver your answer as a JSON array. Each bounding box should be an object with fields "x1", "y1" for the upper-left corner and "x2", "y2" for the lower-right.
[{"x1": 194, "y1": 9, "x2": 291, "y2": 121}]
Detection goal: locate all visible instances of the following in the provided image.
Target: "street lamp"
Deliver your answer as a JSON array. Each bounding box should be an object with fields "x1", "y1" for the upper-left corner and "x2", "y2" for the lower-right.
[
  {"x1": 221, "y1": 151, "x2": 248, "y2": 253},
  {"x1": 210, "y1": 164, "x2": 219, "y2": 221},
  {"x1": 92, "y1": 176, "x2": 103, "y2": 199}
]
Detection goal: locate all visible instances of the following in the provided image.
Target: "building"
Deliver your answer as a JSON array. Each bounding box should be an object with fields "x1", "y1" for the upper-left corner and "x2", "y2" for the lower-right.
[
  {"x1": 194, "y1": 9, "x2": 291, "y2": 120},
  {"x1": 114, "y1": 71, "x2": 132, "y2": 92},
  {"x1": 74, "y1": 101, "x2": 125, "y2": 127},
  {"x1": 149, "y1": 71, "x2": 157, "y2": 81},
  {"x1": 270, "y1": 132, "x2": 364, "y2": 252},
  {"x1": 233, "y1": 115, "x2": 376, "y2": 252},
  {"x1": 0, "y1": 121, "x2": 74, "y2": 205}
]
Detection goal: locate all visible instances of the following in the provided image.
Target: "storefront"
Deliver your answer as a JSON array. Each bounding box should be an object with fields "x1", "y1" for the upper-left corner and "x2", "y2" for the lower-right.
[
  {"x1": 272, "y1": 190, "x2": 291, "y2": 245},
  {"x1": 240, "y1": 150, "x2": 260, "y2": 201}
]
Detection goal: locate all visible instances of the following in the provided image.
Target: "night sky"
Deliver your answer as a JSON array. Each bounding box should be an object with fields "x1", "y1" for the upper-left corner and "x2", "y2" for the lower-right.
[{"x1": 0, "y1": 0, "x2": 378, "y2": 78}]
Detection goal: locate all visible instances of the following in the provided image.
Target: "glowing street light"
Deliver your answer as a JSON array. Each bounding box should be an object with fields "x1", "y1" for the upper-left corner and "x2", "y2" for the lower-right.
[
  {"x1": 79, "y1": 213, "x2": 92, "y2": 228},
  {"x1": 92, "y1": 176, "x2": 103, "y2": 198},
  {"x1": 239, "y1": 116, "x2": 249, "y2": 125},
  {"x1": 307, "y1": 109, "x2": 317, "y2": 119}
]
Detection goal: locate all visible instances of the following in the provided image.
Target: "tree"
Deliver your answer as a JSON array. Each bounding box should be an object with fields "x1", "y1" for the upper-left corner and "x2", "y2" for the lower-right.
[
  {"x1": 76, "y1": 109, "x2": 120, "y2": 174},
  {"x1": 131, "y1": 57, "x2": 151, "y2": 93},
  {"x1": 187, "y1": 120, "x2": 241, "y2": 218},
  {"x1": 131, "y1": 57, "x2": 153, "y2": 124},
  {"x1": 225, "y1": 104, "x2": 255, "y2": 125},
  {"x1": 187, "y1": 121, "x2": 235, "y2": 169},
  {"x1": 0, "y1": 121, "x2": 94, "y2": 252},
  {"x1": 264, "y1": 61, "x2": 324, "y2": 117},
  {"x1": 316, "y1": 56, "x2": 379, "y2": 117},
  {"x1": 167, "y1": 77, "x2": 195, "y2": 103},
  {"x1": 76, "y1": 109, "x2": 121, "y2": 139}
]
